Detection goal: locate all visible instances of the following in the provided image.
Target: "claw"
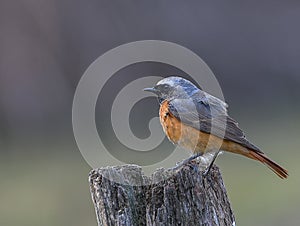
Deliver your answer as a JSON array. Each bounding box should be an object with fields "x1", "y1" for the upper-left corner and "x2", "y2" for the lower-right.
[
  {"x1": 171, "y1": 153, "x2": 203, "y2": 171},
  {"x1": 202, "y1": 150, "x2": 220, "y2": 177}
]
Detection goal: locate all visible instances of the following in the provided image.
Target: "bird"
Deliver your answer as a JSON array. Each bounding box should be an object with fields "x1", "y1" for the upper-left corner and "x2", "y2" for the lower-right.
[{"x1": 143, "y1": 76, "x2": 288, "y2": 179}]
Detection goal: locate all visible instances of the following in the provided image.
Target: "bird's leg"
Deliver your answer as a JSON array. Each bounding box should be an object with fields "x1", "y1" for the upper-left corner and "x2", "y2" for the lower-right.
[
  {"x1": 203, "y1": 150, "x2": 220, "y2": 177},
  {"x1": 172, "y1": 152, "x2": 203, "y2": 171}
]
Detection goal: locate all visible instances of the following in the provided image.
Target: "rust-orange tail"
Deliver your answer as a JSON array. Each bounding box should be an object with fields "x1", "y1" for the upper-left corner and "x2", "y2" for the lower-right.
[{"x1": 247, "y1": 150, "x2": 288, "y2": 179}]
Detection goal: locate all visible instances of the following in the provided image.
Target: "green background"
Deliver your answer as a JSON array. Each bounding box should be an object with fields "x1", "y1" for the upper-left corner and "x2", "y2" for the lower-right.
[{"x1": 1, "y1": 1, "x2": 299, "y2": 225}]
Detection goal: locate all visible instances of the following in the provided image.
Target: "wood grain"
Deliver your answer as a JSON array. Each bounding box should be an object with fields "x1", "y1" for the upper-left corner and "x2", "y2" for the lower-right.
[{"x1": 89, "y1": 163, "x2": 235, "y2": 226}]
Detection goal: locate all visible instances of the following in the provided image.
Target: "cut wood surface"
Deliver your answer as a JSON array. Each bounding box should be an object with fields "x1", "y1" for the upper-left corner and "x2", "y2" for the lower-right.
[{"x1": 89, "y1": 163, "x2": 235, "y2": 226}]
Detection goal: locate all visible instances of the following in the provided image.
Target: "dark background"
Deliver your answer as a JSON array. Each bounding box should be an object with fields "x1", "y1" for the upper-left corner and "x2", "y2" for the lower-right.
[{"x1": 1, "y1": 1, "x2": 299, "y2": 225}]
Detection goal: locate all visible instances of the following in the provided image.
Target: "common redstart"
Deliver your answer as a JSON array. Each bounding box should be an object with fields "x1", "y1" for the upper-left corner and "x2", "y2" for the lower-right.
[{"x1": 144, "y1": 76, "x2": 288, "y2": 179}]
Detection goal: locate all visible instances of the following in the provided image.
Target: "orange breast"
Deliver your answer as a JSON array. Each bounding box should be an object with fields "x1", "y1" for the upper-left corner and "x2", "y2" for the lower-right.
[
  {"x1": 159, "y1": 100, "x2": 182, "y2": 144},
  {"x1": 159, "y1": 100, "x2": 226, "y2": 154}
]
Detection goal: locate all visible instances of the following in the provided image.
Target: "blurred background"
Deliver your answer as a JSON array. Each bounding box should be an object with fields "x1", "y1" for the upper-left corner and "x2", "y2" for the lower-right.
[{"x1": 1, "y1": 0, "x2": 300, "y2": 225}]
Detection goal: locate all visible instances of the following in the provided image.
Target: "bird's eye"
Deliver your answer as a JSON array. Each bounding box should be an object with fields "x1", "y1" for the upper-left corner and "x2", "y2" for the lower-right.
[
  {"x1": 156, "y1": 84, "x2": 170, "y2": 92},
  {"x1": 162, "y1": 84, "x2": 169, "y2": 89}
]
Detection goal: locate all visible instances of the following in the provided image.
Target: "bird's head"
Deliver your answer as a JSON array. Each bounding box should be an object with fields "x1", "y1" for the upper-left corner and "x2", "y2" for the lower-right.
[{"x1": 143, "y1": 76, "x2": 199, "y2": 102}]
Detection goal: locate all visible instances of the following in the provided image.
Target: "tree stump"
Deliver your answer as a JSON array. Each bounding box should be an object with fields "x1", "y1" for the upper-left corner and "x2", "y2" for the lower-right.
[{"x1": 89, "y1": 163, "x2": 235, "y2": 226}]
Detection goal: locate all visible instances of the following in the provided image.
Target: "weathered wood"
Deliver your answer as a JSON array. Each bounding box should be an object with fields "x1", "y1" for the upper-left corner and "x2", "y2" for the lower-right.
[{"x1": 89, "y1": 163, "x2": 235, "y2": 226}]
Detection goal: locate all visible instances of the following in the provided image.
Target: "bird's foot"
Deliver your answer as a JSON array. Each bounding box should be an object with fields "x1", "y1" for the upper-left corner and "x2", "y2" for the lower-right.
[
  {"x1": 202, "y1": 150, "x2": 220, "y2": 177},
  {"x1": 202, "y1": 167, "x2": 212, "y2": 178},
  {"x1": 171, "y1": 153, "x2": 203, "y2": 172}
]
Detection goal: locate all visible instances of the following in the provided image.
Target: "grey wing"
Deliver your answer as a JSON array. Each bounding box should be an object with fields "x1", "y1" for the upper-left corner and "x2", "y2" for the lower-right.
[{"x1": 168, "y1": 93, "x2": 261, "y2": 152}]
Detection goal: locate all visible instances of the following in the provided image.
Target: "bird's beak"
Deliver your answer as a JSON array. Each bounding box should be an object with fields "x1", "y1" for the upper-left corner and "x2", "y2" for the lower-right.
[{"x1": 143, "y1": 87, "x2": 158, "y2": 94}]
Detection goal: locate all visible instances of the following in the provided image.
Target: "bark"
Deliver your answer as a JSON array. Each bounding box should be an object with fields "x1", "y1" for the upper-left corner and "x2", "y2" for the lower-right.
[{"x1": 89, "y1": 163, "x2": 235, "y2": 226}]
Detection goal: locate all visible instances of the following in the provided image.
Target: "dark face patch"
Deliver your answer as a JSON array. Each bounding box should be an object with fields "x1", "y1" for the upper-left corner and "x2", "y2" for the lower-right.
[
  {"x1": 153, "y1": 83, "x2": 175, "y2": 100},
  {"x1": 155, "y1": 83, "x2": 172, "y2": 93},
  {"x1": 148, "y1": 76, "x2": 201, "y2": 103}
]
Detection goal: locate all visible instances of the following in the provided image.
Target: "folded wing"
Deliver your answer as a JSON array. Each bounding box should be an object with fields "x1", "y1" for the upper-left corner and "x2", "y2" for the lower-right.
[{"x1": 168, "y1": 91, "x2": 262, "y2": 153}]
